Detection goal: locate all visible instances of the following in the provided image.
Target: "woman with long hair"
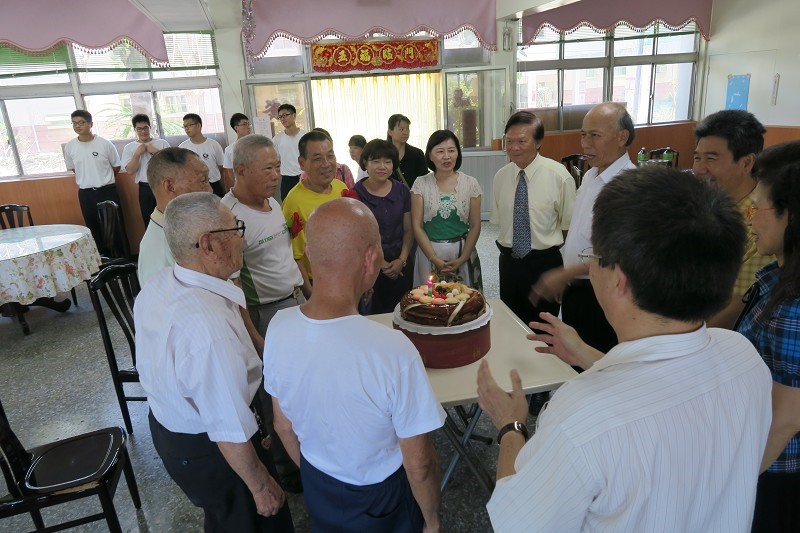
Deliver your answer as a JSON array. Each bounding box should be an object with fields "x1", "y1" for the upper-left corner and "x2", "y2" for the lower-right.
[
  {"x1": 410, "y1": 129, "x2": 482, "y2": 289},
  {"x1": 735, "y1": 140, "x2": 800, "y2": 533}
]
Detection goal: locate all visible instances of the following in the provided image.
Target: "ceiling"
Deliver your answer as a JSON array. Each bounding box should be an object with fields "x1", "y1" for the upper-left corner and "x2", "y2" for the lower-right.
[{"x1": 127, "y1": 0, "x2": 242, "y2": 31}]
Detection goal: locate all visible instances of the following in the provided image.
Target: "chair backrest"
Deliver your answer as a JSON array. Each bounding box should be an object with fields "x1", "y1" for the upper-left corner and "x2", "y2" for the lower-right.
[
  {"x1": 649, "y1": 147, "x2": 680, "y2": 168},
  {"x1": 560, "y1": 154, "x2": 590, "y2": 188},
  {"x1": 89, "y1": 263, "x2": 140, "y2": 371},
  {"x1": 0, "y1": 204, "x2": 34, "y2": 230},
  {"x1": 0, "y1": 397, "x2": 32, "y2": 498},
  {"x1": 96, "y1": 201, "x2": 131, "y2": 259}
]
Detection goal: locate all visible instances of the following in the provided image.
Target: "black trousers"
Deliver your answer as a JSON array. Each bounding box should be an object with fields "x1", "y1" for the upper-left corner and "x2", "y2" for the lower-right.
[
  {"x1": 210, "y1": 180, "x2": 224, "y2": 198},
  {"x1": 561, "y1": 280, "x2": 617, "y2": 354},
  {"x1": 751, "y1": 470, "x2": 800, "y2": 533},
  {"x1": 498, "y1": 244, "x2": 562, "y2": 328},
  {"x1": 77, "y1": 184, "x2": 123, "y2": 256},
  {"x1": 301, "y1": 455, "x2": 423, "y2": 533},
  {"x1": 149, "y1": 412, "x2": 294, "y2": 533},
  {"x1": 138, "y1": 183, "x2": 156, "y2": 228},
  {"x1": 280, "y1": 175, "x2": 300, "y2": 203}
]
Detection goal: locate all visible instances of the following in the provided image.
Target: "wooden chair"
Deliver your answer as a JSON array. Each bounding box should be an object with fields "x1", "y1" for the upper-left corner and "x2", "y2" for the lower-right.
[
  {"x1": 0, "y1": 204, "x2": 78, "y2": 309},
  {"x1": 0, "y1": 397, "x2": 141, "y2": 532},
  {"x1": 88, "y1": 263, "x2": 143, "y2": 435},
  {"x1": 96, "y1": 201, "x2": 131, "y2": 259},
  {"x1": 561, "y1": 154, "x2": 590, "y2": 188},
  {"x1": 0, "y1": 204, "x2": 34, "y2": 230},
  {"x1": 649, "y1": 147, "x2": 680, "y2": 168}
]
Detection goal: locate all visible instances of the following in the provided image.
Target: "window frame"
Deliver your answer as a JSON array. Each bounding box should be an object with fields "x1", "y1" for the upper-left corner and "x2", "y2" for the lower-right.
[{"x1": 516, "y1": 23, "x2": 700, "y2": 130}]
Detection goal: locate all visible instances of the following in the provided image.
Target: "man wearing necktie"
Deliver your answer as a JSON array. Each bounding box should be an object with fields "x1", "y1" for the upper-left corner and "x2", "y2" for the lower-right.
[{"x1": 491, "y1": 112, "x2": 576, "y2": 328}]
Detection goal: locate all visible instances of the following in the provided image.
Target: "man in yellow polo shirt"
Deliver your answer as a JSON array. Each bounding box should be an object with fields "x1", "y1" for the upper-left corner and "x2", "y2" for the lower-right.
[{"x1": 281, "y1": 130, "x2": 348, "y2": 292}]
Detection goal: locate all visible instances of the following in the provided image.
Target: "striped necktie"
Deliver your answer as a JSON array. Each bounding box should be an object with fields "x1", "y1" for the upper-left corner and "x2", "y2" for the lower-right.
[{"x1": 512, "y1": 170, "x2": 531, "y2": 258}]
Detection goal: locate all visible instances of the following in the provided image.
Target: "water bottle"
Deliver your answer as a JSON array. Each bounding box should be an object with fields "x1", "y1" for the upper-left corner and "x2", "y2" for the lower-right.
[
  {"x1": 637, "y1": 147, "x2": 647, "y2": 166},
  {"x1": 662, "y1": 148, "x2": 674, "y2": 166}
]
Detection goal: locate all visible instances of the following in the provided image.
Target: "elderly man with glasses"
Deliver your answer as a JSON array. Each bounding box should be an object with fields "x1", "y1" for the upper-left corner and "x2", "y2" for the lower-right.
[
  {"x1": 272, "y1": 103, "x2": 307, "y2": 202},
  {"x1": 135, "y1": 192, "x2": 294, "y2": 533},
  {"x1": 120, "y1": 114, "x2": 170, "y2": 226}
]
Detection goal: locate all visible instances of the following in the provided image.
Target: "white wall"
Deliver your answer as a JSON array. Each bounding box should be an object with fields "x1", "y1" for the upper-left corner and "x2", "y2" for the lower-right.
[
  {"x1": 701, "y1": 0, "x2": 800, "y2": 125},
  {"x1": 214, "y1": 27, "x2": 248, "y2": 143}
]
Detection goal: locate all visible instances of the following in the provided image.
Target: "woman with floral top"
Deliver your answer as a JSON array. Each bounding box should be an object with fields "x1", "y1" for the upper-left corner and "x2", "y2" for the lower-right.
[{"x1": 410, "y1": 130, "x2": 482, "y2": 290}]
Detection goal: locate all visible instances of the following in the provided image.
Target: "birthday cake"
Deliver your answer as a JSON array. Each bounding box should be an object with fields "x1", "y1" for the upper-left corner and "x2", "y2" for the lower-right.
[
  {"x1": 394, "y1": 282, "x2": 491, "y2": 369},
  {"x1": 399, "y1": 282, "x2": 487, "y2": 327}
]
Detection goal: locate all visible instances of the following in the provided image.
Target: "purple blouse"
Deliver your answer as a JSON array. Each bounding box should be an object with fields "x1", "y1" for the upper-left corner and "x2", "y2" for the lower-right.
[{"x1": 354, "y1": 179, "x2": 410, "y2": 259}]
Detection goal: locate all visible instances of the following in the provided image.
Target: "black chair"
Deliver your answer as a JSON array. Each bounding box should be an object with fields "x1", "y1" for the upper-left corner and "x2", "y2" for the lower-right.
[
  {"x1": 0, "y1": 204, "x2": 77, "y2": 307},
  {"x1": 649, "y1": 147, "x2": 680, "y2": 168},
  {"x1": 96, "y1": 201, "x2": 131, "y2": 259},
  {"x1": 0, "y1": 397, "x2": 141, "y2": 532},
  {"x1": 0, "y1": 204, "x2": 34, "y2": 230},
  {"x1": 88, "y1": 263, "x2": 143, "y2": 435},
  {"x1": 561, "y1": 154, "x2": 590, "y2": 188}
]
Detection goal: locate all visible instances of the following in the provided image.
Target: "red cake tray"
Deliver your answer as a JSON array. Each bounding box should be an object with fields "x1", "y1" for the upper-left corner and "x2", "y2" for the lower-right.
[{"x1": 392, "y1": 303, "x2": 493, "y2": 369}]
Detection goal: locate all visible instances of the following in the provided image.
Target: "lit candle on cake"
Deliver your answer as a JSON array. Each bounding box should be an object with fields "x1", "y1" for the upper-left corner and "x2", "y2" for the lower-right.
[{"x1": 428, "y1": 275, "x2": 433, "y2": 297}]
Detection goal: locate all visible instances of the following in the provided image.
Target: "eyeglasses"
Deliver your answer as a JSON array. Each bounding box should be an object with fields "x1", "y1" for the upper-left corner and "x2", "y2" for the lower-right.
[
  {"x1": 194, "y1": 219, "x2": 246, "y2": 247},
  {"x1": 578, "y1": 247, "x2": 603, "y2": 266},
  {"x1": 235, "y1": 122, "x2": 251, "y2": 128},
  {"x1": 746, "y1": 205, "x2": 776, "y2": 220},
  {"x1": 135, "y1": 125, "x2": 150, "y2": 132},
  {"x1": 277, "y1": 113, "x2": 294, "y2": 120},
  {"x1": 71, "y1": 121, "x2": 88, "y2": 126},
  {"x1": 183, "y1": 123, "x2": 200, "y2": 129}
]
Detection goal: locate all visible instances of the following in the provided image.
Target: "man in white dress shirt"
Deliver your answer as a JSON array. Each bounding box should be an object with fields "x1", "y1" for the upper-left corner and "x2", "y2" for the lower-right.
[
  {"x1": 264, "y1": 198, "x2": 445, "y2": 532},
  {"x1": 120, "y1": 114, "x2": 170, "y2": 226},
  {"x1": 477, "y1": 165, "x2": 772, "y2": 533},
  {"x1": 137, "y1": 147, "x2": 211, "y2": 286},
  {"x1": 135, "y1": 192, "x2": 293, "y2": 532},
  {"x1": 531, "y1": 102, "x2": 637, "y2": 353},
  {"x1": 179, "y1": 113, "x2": 226, "y2": 197}
]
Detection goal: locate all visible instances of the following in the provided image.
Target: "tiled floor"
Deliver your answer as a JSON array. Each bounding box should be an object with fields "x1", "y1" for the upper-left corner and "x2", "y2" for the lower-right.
[{"x1": 0, "y1": 222, "x2": 540, "y2": 533}]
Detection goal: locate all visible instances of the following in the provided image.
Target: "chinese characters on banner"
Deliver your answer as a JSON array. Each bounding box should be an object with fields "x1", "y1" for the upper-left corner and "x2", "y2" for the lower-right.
[{"x1": 311, "y1": 39, "x2": 438, "y2": 73}]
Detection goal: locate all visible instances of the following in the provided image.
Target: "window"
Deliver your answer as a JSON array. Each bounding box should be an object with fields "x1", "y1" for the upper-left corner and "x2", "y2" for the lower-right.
[
  {"x1": 0, "y1": 33, "x2": 222, "y2": 177},
  {"x1": 445, "y1": 69, "x2": 506, "y2": 148},
  {"x1": 517, "y1": 22, "x2": 699, "y2": 129}
]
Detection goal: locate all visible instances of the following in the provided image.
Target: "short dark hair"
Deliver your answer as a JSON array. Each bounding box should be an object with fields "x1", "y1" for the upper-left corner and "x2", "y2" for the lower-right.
[
  {"x1": 388, "y1": 114, "x2": 410, "y2": 131},
  {"x1": 183, "y1": 113, "x2": 202, "y2": 126},
  {"x1": 504, "y1": 111, "x2": 544, "y2": 143},
  {"x1": 425, "y1": 130, "x2": 462, "y2": 172},
  {"x1": 360, "y1": 139, "x2": 399, "y2": 172},
  {"x1": 592, "y1": 165, "x2": 745, "y2": 321},
  {"x1": 312, "y1": 127, "x2": 332, "y2": 141},
  {"x1": 298, "y1": 130, "x2": 331, "y2": 159},
  {"x1": 147, "y1": 147, "x2": 200, "y2": 190},
  {"x1": 616, "y1": 108, "x2": 636, "y2": 147},
  {"x1": 348, "y1": 135, "x2": 366, "y2": 148},
  {"x1": 71, "y1": 109, "x2": 92, "y2": 123},
  {"x1": 753, "y1": 141, "x2": 800, "y2": 313},
  {"x1": 694, "y1": 110, "x2": 766, "y2": 161},
  {"x1": 229, "y1": 113, "x2": 249, "y2": 129},
  {"x1": 278, "y1": 103, "x2": 297, "y2": 115},
  {"x1": 131, "y1": 114, "x2": 150, "y2": 128}
]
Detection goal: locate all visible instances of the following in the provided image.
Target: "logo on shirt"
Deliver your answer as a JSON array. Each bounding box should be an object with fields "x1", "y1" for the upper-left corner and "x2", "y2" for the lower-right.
[
  {"x1": 257, "y1": 227, "x2": 288, "y2": 246},
  {"x1": 203, "y1": 153, "x2": 209, "y2": 159},
  {"x1": 92, "y1": 152, "x2": 99, "y2": 157}
]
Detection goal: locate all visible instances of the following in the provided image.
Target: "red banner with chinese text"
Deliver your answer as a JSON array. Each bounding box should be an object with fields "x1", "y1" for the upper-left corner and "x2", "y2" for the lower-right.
[{"x1": 311, "y1": 39, "x2": 438, "y2": 73}]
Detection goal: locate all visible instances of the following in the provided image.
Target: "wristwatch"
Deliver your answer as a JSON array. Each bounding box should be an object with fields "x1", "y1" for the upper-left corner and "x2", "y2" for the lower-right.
[{"x1": 497, "y1": 421, "x2": 529, "y2": 444}]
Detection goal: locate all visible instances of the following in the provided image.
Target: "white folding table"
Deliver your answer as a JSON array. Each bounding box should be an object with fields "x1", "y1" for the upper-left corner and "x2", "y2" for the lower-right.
[{"x1": 370, "y1": 298, "x2": 577, "y2": 494}]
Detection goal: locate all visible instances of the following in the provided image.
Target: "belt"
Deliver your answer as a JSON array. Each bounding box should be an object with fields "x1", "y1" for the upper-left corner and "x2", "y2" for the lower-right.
[
  {"x1": 81, "y1": 183, "x2": 116, "y2": 191},
  {"x1": 431, "y1": 233, "x2": 468, "y2": 244},
  {"x1": 496, "y1": 241, "x2": 559, "y2": 260},
  {"x1": 267, "y1": 286, "x2": 303, "y2": 305}
]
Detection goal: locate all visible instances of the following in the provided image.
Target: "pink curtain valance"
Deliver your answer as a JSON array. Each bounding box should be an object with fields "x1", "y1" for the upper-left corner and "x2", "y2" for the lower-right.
[
  {"x1": 248, "y1": 0, "x2": 498, "y2": 59},
  {"x1": 2, "y1": 0, "x2": 168, "y2": 64},
  {"x1": 521, "y1": 0, "x2": 712, "y2": 43}
]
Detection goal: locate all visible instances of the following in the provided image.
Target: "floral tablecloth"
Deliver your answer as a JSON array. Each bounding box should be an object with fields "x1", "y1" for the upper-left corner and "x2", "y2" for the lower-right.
[{"x1": 0, "y1": 224, "x2": 101, "y2": 305}]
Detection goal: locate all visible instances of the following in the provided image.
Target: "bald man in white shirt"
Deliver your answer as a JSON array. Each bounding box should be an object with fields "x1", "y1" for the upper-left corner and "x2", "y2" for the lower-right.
[{"x1": 478, "y1": 165, "x2": 771, "y2": 533}]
